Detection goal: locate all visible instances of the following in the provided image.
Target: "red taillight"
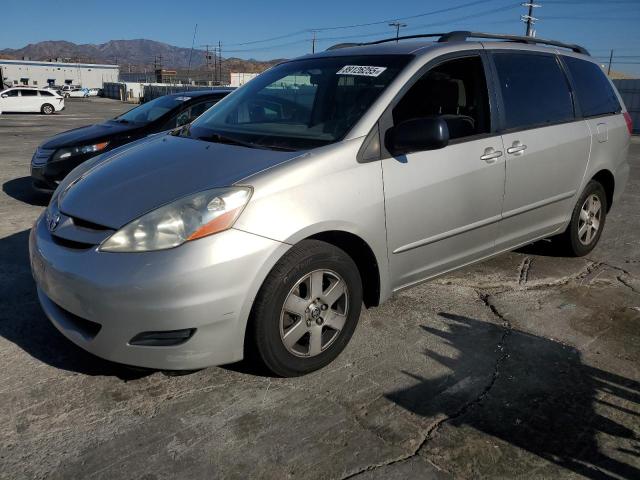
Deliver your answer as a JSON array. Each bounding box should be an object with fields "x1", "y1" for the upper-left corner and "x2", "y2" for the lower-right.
[{"x1": 624, "y1": 112, "x2": 633, "y2": 135}]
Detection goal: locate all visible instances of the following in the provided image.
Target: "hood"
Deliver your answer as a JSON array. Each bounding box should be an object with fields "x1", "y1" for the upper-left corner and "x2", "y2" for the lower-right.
[
  {"x1": 41, "y1": 120, "x2": 139, "y2": 149},
  {"x1": 58, "y1": 134, "x2": 303, "y2": 229}
]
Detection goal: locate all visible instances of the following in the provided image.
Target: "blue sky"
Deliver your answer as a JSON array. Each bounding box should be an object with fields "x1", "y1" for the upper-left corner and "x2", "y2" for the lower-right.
[{"x1": 2, "y1": 0, "x2": 640, "y2": 74}]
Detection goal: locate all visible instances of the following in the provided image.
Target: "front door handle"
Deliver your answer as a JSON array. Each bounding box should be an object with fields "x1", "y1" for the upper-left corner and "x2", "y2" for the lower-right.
[
  {"x1": 480, "y1": 148, "x2": 503, "y2": 163},
  {"x1": 507, "y1": 142, "x2": 527, "y2": 155}
]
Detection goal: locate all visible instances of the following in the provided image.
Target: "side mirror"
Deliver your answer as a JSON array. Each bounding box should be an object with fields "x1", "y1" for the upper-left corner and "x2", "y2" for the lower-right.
[
  {"x1": 385, "y1": 117, "x2": 449, "y2": 156},
  {"x1": 1, "y1": 94, "x2": 7, "y2": 98}
]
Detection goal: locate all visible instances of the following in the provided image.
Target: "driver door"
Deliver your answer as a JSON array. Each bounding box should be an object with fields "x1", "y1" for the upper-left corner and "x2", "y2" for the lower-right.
[
  {"x1": 1, "y1": 89, "x2": 21, "y2": 112},
  {"x1": 381, "y1": 53, "x2": 506, "y2": 289}
]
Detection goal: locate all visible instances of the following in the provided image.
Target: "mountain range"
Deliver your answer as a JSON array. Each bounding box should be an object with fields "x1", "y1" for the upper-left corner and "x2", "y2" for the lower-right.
[{"x1": 0, "y1": 39, "x2": 282, "y2": 73}]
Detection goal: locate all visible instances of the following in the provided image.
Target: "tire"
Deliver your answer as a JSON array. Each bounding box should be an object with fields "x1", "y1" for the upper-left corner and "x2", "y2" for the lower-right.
[
  {"x1": 555, "y1": 180, "x2": 608, "y2": 256},
  {"x1": 247, "y1": 239, "x2": 363, "y2": 377},
  {"x1": 41, "y1": 104, "x2": 54, "y2": 115}
]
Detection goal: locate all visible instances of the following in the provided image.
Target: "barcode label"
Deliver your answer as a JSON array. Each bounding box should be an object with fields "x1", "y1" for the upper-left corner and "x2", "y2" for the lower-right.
[{"x1": 336, "y1": 65, "x2": 387, "y2": 77}]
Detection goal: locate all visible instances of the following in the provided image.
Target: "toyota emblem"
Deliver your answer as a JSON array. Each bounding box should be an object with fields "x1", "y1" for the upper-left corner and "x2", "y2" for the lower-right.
[{"x1": 48, "y1": 213, "x2": 61, "y2": 232}]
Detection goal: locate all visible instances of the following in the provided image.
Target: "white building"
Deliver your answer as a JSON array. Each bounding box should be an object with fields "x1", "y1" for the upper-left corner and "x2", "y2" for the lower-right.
[
  {"x1": 0, "y1": 59, "x2": 119, "y2": 89},
  {"x1": 230, "y1": 72, "x2": 259, "y2": 88}
]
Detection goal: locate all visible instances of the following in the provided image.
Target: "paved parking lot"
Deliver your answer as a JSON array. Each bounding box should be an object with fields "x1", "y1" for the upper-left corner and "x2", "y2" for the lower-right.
[{"x1": 1, "y1": 98, "x2": 639, "y2": 479}]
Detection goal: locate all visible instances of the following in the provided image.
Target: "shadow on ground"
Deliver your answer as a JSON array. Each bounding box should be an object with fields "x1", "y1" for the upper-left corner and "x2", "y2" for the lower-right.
[
  {"x1": 3, "y1": 176, "x2": 50, "y2": 206},
  {"x1": 387, "y1": 313, "x2": 640, "y2": 479},
  {"x1": 0, "y1": 229, "x2": 150, "y2": 380}
]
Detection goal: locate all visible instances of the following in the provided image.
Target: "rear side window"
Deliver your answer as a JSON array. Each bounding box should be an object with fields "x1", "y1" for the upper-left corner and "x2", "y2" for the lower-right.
[
  {"x1": 20, "y1": 89, "x2": 38, "y2": 97},
  {"x1": 563, "y1": 57, "x2": 621, "y2": 117},
  {"x1": 493, "y1": 53, "x2": 574, "y2": 130},
  {"x1": 39, "y1": 90, "x2": 54, "y2": 97}
]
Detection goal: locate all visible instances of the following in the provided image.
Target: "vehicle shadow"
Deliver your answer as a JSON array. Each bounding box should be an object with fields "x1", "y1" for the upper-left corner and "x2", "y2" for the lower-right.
[
  {"x1": 2, "y1": 176, "x2": 50, "y2": 207},
  {"x1": 0, "y1": 229, "x2": 150, "y2": 380},
  {"x1": 386, "y1": 312, "x2": 640, "y2": 479},
  {"x1": 515, "y1": 237, "x2": 569, "y2": 257}
]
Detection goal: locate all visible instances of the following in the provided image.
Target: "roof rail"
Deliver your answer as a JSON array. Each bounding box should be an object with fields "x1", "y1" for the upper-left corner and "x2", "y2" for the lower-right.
[{"x1": 326, "y1": 31, "x2": 590, "y2": 56}]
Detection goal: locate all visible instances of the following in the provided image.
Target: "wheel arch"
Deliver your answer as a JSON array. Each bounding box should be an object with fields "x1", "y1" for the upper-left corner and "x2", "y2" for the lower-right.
[
  {"x1": 591, "y1": 169, "x2": 615, "y2": 212},
  {"x1": 306, "y1": 230, "x2": 382, "y2": 308}
]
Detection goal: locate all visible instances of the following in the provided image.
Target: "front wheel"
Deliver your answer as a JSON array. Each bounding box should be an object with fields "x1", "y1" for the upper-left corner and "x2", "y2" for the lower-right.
[
  {"x1": 247, "y1": 239, "x2": 363, "y2": 377},
  {"x1": 555, "y1": 180, "x2": 608, "y2": 256},
  {"x1": 41, "y1": 103, "x2": 54, "y2": 115}
]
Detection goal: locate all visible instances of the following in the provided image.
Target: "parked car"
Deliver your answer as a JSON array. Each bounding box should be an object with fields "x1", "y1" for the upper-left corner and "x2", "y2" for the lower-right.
[
  {"x1": 67, "y1": 88, "x2": 89, "y2": 98},
  {"x1": 30, "y1": 88, "x2": 233, "y2": 191},
  {"x1": 87, "y1": 88, "x2": 100, "y2": 97},
  {"x1": 0, "y1": 87, "x2": 64, "y2": 114},
  {"x1": 30, "y1": 32, "x2": 631, "y2": 377}
]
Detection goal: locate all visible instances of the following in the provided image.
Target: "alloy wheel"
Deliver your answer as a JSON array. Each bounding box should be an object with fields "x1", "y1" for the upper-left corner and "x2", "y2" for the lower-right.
[
  {"x1": 578, "y1": 194, "x2": 602, "y2": 245},
  {"x1": 279, "y1": 269, "x2": 349, "y2": 357}
]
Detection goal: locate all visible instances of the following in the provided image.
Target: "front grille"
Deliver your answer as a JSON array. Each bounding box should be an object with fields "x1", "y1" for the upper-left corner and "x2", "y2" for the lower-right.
[
  {"x1": 51, "y1": 235, "x2": 95, "y2": 250},
  {"x1": 72, "y1": 216, "x2": 112, "y2": 231},
  {"x1": 50, "y1": 213, "x2": 115, "y2": 249},
  {"x1": 32, "y1": 148, "x2": 55, "y2": 166}
]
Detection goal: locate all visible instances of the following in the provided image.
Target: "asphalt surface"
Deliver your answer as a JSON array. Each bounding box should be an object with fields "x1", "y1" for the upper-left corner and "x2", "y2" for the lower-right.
[{"x1": 0, "y1": 98, "x2": 639, "y2": 480}]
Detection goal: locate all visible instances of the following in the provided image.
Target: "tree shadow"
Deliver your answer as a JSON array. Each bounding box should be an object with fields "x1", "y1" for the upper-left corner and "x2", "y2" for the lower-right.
[
  {"x1": 0, "y1": 229, "x2": 151, "y2": 380},
  {"x1": 386, "y1": 312, "x2": 640, "y2": 479},
  {"x1": 3, "y1": 176, "x2": 51, "y2": 207}
]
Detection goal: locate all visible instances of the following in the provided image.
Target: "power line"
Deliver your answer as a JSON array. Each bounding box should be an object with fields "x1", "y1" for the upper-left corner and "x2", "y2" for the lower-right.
[
  {"x1": 222, "y1": 1, "x2": 523, "y2": 54},
  {"x1": 221, "y1": 0, "x2": 495, "y2": 46}
]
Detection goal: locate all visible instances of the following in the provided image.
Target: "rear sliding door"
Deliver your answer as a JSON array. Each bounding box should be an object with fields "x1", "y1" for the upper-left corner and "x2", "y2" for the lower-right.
[{"x1": 489, "y1": 51, "x2": 591, "y2": 249}]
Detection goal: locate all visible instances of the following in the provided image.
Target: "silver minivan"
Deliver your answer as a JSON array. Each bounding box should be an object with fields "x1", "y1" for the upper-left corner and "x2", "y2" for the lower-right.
[{"x1": 30, "y1": 32, "x2": 631, "y2": 376}]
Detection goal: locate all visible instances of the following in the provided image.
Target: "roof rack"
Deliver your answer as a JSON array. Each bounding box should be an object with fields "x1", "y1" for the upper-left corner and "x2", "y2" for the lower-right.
[{"x1": 326, "y1": 31, "x2": 590, "y2": 56}]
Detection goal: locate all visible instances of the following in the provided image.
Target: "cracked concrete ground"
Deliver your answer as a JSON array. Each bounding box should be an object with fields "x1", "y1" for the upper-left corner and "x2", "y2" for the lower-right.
[{"x1": 1, "y1": 99, "x2": 639, "y2": 479}]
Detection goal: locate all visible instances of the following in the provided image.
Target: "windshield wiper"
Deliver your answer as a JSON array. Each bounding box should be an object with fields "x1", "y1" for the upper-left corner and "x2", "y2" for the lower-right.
[
  {"x1": 196, "y1": 133, "x2": 260, "y2": 149},
  {"x1": 252, "y1": 142, "x2": 298, "y2": 152},
  {"x1": 113, "y1": 118, "x2": 130, "y2": 124}
]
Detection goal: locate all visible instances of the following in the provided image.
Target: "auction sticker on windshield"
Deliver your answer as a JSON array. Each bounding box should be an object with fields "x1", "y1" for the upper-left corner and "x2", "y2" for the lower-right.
[{"x1": 337, "y1": 65, "x2": 387, "y2": 77}]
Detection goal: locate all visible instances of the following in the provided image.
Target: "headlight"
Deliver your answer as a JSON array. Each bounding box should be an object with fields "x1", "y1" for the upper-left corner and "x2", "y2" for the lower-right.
[
  {"x1": 52, "y1": 142, "x2": 109, "y2": 162},
  {"x1": 100, "y1": 187, "x2": 252, "y2": 253}
]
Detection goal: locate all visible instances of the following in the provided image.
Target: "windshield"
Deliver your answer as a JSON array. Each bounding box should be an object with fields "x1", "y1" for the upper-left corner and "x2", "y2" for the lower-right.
[
  {"x1": 116, "y1": 95, "x2": 191, "y2": 124},
  {"x1": 185, "y1": 55, "x2": 411, "y2": 150}
]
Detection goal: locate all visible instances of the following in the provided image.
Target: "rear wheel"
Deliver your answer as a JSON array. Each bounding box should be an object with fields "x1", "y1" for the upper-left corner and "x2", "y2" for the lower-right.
[
  {"x1": 555, "y1": 180, "x2": 607, "y2": 256},
  {"x1": 247, "y1": 239, "x2": 362, "y2": 377},
  {"x1": 41, "y1": 103, "x2": 54, "y2": 115}
]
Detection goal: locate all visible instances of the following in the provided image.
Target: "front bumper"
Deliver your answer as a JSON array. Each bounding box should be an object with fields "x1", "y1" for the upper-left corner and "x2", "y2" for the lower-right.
[
  {"x1": 30, "y1": 215, "x2": 289, "y2": 369},
  {"x1": 30, "y1": 165, "x2": 58, "y2": 192}
]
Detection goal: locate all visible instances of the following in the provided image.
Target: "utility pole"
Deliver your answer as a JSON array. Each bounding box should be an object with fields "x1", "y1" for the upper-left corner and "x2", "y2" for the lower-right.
[
  {"x1": 521, "y1": 2, "x2": 541, "y2": 37},
  {"x1": 204, "y1": 45, "x2": 213, "y2": 85},
  {"x1": 218, "y1": 41, "x2": 223, "y2": 85},
  {"x1": 311, "y1": 30, "x2": 317, "y2": 54},
  {"x1": 607, "y1": 49, "x2": 614, "y2": 76},
  {"x1": 388, "y1": 21, "x2": 407, "y2": 42}
]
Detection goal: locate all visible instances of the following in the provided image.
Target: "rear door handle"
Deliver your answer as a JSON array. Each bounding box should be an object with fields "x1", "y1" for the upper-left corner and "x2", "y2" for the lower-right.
[
  {"x1": 507, "y1": 142, "x2": 527, "y2": 155},
  {"x1": 507, "y1": 145, "x2": 527, "y2": 154},
  {"x1": 480, "y1": 148, "x2": 503, "y2": 163}
]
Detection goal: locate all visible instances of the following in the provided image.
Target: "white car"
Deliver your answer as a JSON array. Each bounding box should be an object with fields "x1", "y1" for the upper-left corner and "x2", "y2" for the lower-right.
[
  {"x1": 0, "y1": 87, "x2": 65, "y2": 114},
  {"x1": 87, "y1": 88, "x2": 100, "y2": 97},
  {"x1": 61, "y1": 86, "x2": 89, "y2": 98}
]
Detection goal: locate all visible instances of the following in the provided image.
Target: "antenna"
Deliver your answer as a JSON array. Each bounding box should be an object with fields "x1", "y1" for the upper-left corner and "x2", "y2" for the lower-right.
[{"x1": 187, "y1": 23, "x2": 198, "y2": 81}]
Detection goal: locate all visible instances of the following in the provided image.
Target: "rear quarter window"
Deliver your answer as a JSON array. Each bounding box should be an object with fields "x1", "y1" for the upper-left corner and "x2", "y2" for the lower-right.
[
  {"x1": 493, "y1": 52, "x2": 574, "y2": 131},
  {"x1": 563, "y1": 56, "x2": 621, "y2": 118}
]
